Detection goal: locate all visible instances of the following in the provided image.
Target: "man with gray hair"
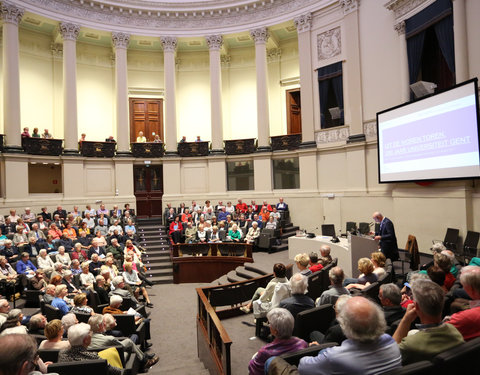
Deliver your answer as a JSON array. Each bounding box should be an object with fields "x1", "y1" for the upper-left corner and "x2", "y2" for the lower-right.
[
  {"x1": 279, "y1": 273, "x2": 314, "y2": 319},
  {"x1": 446, "y1": 265, "x2": 480, "y2": 340},
  {"x1": 379, "y1": 283, "x2": 405, "y2": 326},
  {"x1": 393, "y1": 279, "x2": 464, "y2": 364},
  {"x1": 87, "y1": 314, "x2": 158, "y2": 370},
  {"x1": 0, "y1": 333, "x2": 39, "y2": 375},
  {"x1": 299, "y1": 296, "x2": 402, "y2": 374},
  {"x1": 109, "y1": 276, "x2": 139, "y2": 308},
  {"x1": 316, "y1": 266, "x2": 349, "y2": 306},
  {"x1": 59, "y1": 322, "x2": 122, "y2": 375},
  {"x1": 0, "y1": 298, "x2": 11, "y2": 326},
  {"x1": 319, "y1": 245, "x2": 332, "y2": 266}
]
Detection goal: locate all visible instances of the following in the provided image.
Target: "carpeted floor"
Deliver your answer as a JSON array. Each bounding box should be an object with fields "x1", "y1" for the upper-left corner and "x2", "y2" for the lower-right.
[{"x1": 147, "y1": 249, "x2": 292, "y2": 374}]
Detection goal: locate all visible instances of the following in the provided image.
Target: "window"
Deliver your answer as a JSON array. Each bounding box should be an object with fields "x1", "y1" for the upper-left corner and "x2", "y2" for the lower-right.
[
  {"x1": 273, "y1": 158, "x2": 299, "y2": 189},
  {"x1": 406, "y1": 0, "x2": 455, "y2": 96},
  {"x1": 226, "y1": 161, "x2": 254, "y2": 191},
  {"x1": 28, "y1": 163, "x2": 62, "y2": 193},
  {"x1": 318, "y1": 61, "x2": 344, "y2": 129}
]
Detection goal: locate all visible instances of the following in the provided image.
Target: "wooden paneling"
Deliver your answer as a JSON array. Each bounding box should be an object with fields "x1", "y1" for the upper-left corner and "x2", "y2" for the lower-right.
[
  {"x1": 129, "y1": 98, "x2": 164, "y2": 143},
  {"x1": 287, "y1": 89, "x2": 302, "y2": 135}
]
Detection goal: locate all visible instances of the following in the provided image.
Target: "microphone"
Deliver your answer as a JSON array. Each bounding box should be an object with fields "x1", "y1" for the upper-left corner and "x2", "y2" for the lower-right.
[{"x1": 368, "y1": 222, "x2": 374, "y2": 226}]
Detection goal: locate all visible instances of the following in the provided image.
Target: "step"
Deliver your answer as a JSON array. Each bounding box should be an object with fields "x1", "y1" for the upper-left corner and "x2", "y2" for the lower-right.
[
  {"x1": 235, "y1": 266, "x2": 260, "y2": 280},
  {"x1": 215, "y1": 275, "x2": 230, "y2": 286},
  {"x1": 269, "y1": 244, "x2": 288, "y2": 253},
  {"x1": 149, "y1": 275, "x2": 174, "y2": 284},
  {"x1": 280, "y1": 232, "x2": 297, "y2": 240},
  {"x1": 144, "y1": 254, "x2": 170, "y2": 262},
  {"x1": 147, "y1": 269, "x2": 173, "y2": 277},
  {"x1": 146, "y1": 261, "x2": 172, "y2": 269},
  {"x1": 226, "y1": 270, "x2": 246, "y2": 283},
  {"x1": 244, "y1": 263, "x2": 269, "y2": 276}
]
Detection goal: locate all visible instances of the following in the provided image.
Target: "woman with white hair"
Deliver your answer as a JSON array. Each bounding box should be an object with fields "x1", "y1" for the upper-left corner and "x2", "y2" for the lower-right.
[
  {"x1": 58, "y1": 322, "x2": 122, "y2": 375},
  {"x1": 248, "y1": 308, "x2": 307, "y2": 375},
  {"x1": 245, "y1": 221, "x2": 261, "y2": 244},
  {"x1": 37, "y1": 249, "x2": 55, "y2": 277},
  {"x1": 79, "y1": 262, "x2": 95, "y2": 290},
  {"x1": 0, "y1": 309, "x2": 28, "y2": 335},
  {"x1": 51, "y1": 284, "x2": 71, "y2": 316},
  {"x1": 56, "y1": 246, "x2": 71, "y2": 268}
]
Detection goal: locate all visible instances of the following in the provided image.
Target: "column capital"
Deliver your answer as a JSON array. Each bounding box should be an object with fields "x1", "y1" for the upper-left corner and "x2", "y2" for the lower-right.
[
  {"x1": 340, "y1": 0, "x2": 359, "y2": 15},
  {"x1": 112, "y1": 32, "x2": 130, "y2": 49},
  {"x1": 51, "y1": 42, "x2": 63, "y2": 59},
  {"x1": 205, "y1": 35, "x2": 223, "y2": 51},
  {"x1": 394, "y1": 20, "x2": 406, "y2": 35},
  {"x1": 59, "y1": 22, "x2": 80, "y2": 41},
  {"x1": 294, "y1": 13, "x2": 312, "y2": 33},
  {"x1": 161, "y1": 36, "x2": 177, "y2": 52},
  {"x1": 0, "y1": 1, "x2": 24, "y2": 25},
  {"x1": 250, "y1": 27, "x2": 269, "y2": 44}
]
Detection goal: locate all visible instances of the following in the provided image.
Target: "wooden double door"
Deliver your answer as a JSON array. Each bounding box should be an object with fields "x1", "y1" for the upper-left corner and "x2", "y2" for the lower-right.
[
  {"x1": 129, "y1": 98, "x2": 164, "y2": 143},
  {"x1": 134, "y1": 165, "x2": 163, "y2": 218}
]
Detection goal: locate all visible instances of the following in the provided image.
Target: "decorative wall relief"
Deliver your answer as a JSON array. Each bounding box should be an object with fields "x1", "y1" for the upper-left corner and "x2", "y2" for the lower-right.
[{"x1": 317, "y1": 27, "x2": 341, "y2": 61}]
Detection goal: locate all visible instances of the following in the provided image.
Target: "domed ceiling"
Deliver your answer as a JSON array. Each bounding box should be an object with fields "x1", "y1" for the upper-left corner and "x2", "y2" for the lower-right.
[{"x1": 13, "y1": 0, "x2": 331, "y2": 36}]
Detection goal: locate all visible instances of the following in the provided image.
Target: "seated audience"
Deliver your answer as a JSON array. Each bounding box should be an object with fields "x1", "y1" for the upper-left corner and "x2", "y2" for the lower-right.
[
  {"x1": 276, "y1": 197, "x2": 288, "y2": 211},
  {"x1": 279, "y1": 273, "x2": 314, "y2": 319},
  {"x1": 0, "y1": 299, "x2": 10, "y2": 326},
  {"x1": 0, "y1": 240, "x2": 19, "y2": 263},
  {"x1": 79, "y1": 262, "x2": 96, "y2": 290},
  {"x1": 209, "y1": 225, "x2": 221, "y2": 243},
  {"x1": 393, "y1": 279, "x2": 464, "y2": 365},
  {"x1": 0, "y1": 309, "x2": 27, "y2": 335},
  {"x1": 50, "y1": 262, "x2": 65, "y2": 279},
  {"x1": 43, "y1": 284, "x2": 56, "y2": 304},
  {"x1": 94, "y1": 275, "x2": 110, "y2": 305},
  {"x1": 228, "y1": 224, "x2": 241, "y2": 242},
  {"x1": 245, "y1": 221, "x2": 261, "y2": 244},
  {"x1": 184, "y1": 221, "x2": 197, "y2": 243},
  {"x1": 316, "y1": 266, "x2": 349, "y2": 306},
  {"x1": 309, "y1": 252, "x2": 323, "y2": 273},
  {"x1": 15, "y1": 252, "x2": 37, "y2": 277},
  {"x1": 241, "y1": 263, "x2": 288, "y2": 314},
  {"x1": 249, "y1": 308, "x2": 307, "y2": 375},
  {"x1": 37, "y1": 249, "x2": 55, "y2": 276},
  {"x1": 445, "y1": 265, "x2": 480, "y2": 340},
  {"x1": 70, "y1": 258, "x2": 82, "y2": 275},
  {"x1": 379, "y1": 283, "x2": 406, "y2": 327},
  {"x1": 298, "y1": 296, "x2": 402, "y2": 374},
  {"x1": 310, "y1": 295, "x2": 350, "y2": 345},
  {"x1": 169, "y1": 216, "x2": 183, "y2": 244},
  {"x1": 27, "y1": 313, "x2": 47, "y2": 335},
  {"x1": 123, "y1": 262, "x2": 153, "y2": 308},
  {"x1": 345, "y1": 258, "x2": 378, "y2": 290},
  {"x1": 56, "y1": 246, "x2": 71, "y2": 268},
  {"x1": 39, "y1": 318, "x2": 71, "y2": 349},
  {"x1": 59, "y1": 322, "x2": 122, "y2": 375},
  {"x1": 89, "y1": 253, "x2": 102, "y2": 276},
  {"x1": 294, "y1": 253, "x2": 312, "y2": 276},
  {"x1": 265, "y1": 216, "x2": 277, "y2": 230},
  {"x1": 371, "y1": 251, "x2": 387, "y2": 278},
  {"x1": 71, "y1": 293, "x2": 94, "y2": 315},
  {"x1": 319, "y1": 245, "x2": 333, "y2": 266},
  {"x1": 63, "y1": 222, "x2": 77, "y2": 240},
  {"x1": 109, "y1": 276, "x2": 140, "y2": 308},
  {"x1": 88, "y1": 238, "x2": 106, "y2": 259},
  {"x1": 30, "y1": 269, "x2": 47, "y2": 291},
  {"x1": 0, "y1": 334, "x2": 50, "y2": 375},
  {"x1": 62, "y1": 270, "x2": 80, "y2": 294}
]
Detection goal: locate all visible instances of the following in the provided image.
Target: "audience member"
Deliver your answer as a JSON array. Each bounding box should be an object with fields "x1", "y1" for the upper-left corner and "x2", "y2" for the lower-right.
[
  {"x1": 0, "y1": 334, "x2": 46, "y2": 375},
  {"x1": 51, "y1": 285, "x2": 71, "y2": 316},
  {"x1": 27, "y1": 313, "x2": 47, "y2": 335},
  {"x1": 393, "y1": 279, "x2": 464, "y2": 365},
  {"x1": 308, "y1": 252, "x2": 323, "y2": 273},
  {"x1": 316, "y1": 266, "x2": 349, "y2": 306},
  {"x1": 298, "y1": 296, "x2": 401, "y2": 374},
  {"x1": 279, "y1": 273, "x2": 314, "y2": 319},
  {"x1": 310, "y1": 294, "x2": 350, "y2": 345},
  {"x1": 319, "y1": 245, "x2": 332, "y2": 266},
  {"x1": 379, "y1": 283, "x2": 405, "y2": 327},
  {"x1": 345, "y1": 258, "x2": 377, "y2": 290},
  {"x1": 39, "y1": 319, "x2": 70, "y2": 350},
  {"x1": 294, "y1": 253, "x2": 312, "y2": 276}
]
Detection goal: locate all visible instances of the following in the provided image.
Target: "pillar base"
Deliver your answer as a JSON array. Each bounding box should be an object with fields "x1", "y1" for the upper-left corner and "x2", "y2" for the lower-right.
[
  {"x1": 3, "y1": 145, "x2": 24, "y2": 154},
  {"x1": 299, "y1": 141, "x2": 317, "y2": 149},
  {"x1": 115, "y1": 150, "x2": 132, "y2": 158},
  {"x1": 165, "y1": 150, "x2": 178, "y2": 157},
  {"x1": 210, "y1": 148, "x2": 225, "y2": 155},
  {"x1": 63, "y1": 149, "x2": 80, "y2": 156},
  {"x1": 256, "y1": 146, "x2": 272, "y2": 153},
  {"x1": 346, "y1": 134, "x2": 366, "y2": 144}
]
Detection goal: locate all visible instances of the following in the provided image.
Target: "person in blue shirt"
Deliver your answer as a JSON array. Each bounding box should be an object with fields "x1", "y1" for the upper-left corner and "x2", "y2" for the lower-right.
[
  {"x1": 51, "y1": 284, "x2": 71, "y2": 316},
  {"x1": 16, "y1": 252, "x2": 37, "y2": 276}
]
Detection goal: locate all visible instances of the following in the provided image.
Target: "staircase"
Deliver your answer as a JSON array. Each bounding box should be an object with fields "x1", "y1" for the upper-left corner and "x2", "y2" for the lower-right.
[
  {"x1": 270, "y1": 222, "x2": 299, "y2": 252},
  {"x1": 137, "y1": 218, "x2": 174, "y2": 285},
  {"x1": 213, "y1": 262, "x2": 271, "y2": 286}
]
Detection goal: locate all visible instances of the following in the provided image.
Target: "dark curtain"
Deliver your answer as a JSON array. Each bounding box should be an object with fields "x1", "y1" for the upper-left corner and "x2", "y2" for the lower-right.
[
  {"x1": 407, "y1": 31, "x2": 426, "y2": 85},
  {"x1": 317, "y1": 61, "x2": 343, "y2": 129},
  {"x1": 434, "y1": 15, "x2": 455, "y2": 74}
]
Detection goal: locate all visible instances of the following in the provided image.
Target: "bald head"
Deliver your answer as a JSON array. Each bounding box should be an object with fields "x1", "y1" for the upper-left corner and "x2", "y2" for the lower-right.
[
  {"x1": 320, "y1": 245, "x2": 331, "y2": 256},
  {"x1": 338, "y1": 296, "x2": 386, "y2": 343},
  {"x1": 372, "y1": 212, "x2": 384, "y2": 223}
]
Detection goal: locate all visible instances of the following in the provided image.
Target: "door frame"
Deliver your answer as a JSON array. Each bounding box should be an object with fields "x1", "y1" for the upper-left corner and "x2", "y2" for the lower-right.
[
  {"x1": 286, "y1": 88, "x2": 301, "y2": 135},
  {"x1": 129, "y1": 97, "x2": 164, "y2": 143}
]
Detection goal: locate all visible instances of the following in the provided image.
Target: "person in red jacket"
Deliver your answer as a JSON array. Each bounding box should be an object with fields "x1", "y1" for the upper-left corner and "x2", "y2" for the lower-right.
[
  {"x1": 169, "y1": 216, "x2": 183, "y2": 244},
  {"x1": 236, "y1": 199, "x2": 248, "y2": 214}
]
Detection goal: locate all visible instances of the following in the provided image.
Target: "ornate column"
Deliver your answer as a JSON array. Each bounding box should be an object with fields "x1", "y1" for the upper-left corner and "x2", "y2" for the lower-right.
[
  {"x1": 395, "y1": 21, "x2": 410, "y2": 102},
  {"x1": 161, "y1": 36, "x2": 178, "y2": 154},
  {"x1": 294, "y1": 13, "x2": 316, "y2": 148},
  {"x1": 206, "y1": 35, "x2": 224, "y2": 153},
  {"x1": 59, "y1": 22, "x2": 80, "y2": 154},
  {"x1": 1, "y1": 2, "x2": 24, "y2": 152},
  {"x1": 453, "y1": 0, "x2": 469, "y2": 82},
  {"x1": 112, "y1": 32, "x2": 130, "y2": 155},
  {"x1": 250, "y1": 27, "x2": 271, "y2": 151}
]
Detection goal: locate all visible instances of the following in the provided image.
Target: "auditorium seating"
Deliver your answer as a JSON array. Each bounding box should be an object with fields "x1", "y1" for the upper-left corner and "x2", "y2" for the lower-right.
[
  {"x1": 278, "y1": 342, "x2": 337, "y2": 367},
  {"x1": 47, "y1": 359, "x2": 109, "y2": 375},
  {"x1": 293, "y1": 304, "x2": 335, "y2": 341},
  {"x1": 306, "y1": 258, "x2": 338, "y2": 301}
]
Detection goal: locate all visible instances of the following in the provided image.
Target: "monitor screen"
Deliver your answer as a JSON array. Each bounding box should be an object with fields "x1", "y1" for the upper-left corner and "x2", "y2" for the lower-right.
[{"x1": 376, "y1": 79, "x2": 480, "y2": 183}]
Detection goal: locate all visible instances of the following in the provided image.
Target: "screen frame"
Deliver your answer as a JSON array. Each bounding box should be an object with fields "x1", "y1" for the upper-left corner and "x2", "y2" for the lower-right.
[{"x1": 376, "y1": 78, "x2": 480, "y2": 184}]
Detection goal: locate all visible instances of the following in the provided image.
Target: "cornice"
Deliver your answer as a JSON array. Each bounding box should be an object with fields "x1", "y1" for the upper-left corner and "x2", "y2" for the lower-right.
[
  {"x1": 384, "y1": 0, "x2": 436, "y2": 22},
  {"x1": 14, "y1": 0, "x2": 336, "y2": 36}
]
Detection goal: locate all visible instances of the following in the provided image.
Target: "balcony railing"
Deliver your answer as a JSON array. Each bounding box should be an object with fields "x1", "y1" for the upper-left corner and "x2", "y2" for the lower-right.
[
  {"x1": 23, "y1": 137, "x2": 63, "y2": 156},
  {"x1": 80, "y1": 141, "x2": 116, "y2": 157},
  {"x1": 270, "y1": 133, "x2": 302, "y2": 151},
  {"x1": 224, "y1": 138, "x2": 256, "y2": 155},
  {"x1": 177, "y1": 141, "x2": 209, "y2": 157},
  {"x1": 131, "y1": 142, "x2": 165, "y2": 158}
]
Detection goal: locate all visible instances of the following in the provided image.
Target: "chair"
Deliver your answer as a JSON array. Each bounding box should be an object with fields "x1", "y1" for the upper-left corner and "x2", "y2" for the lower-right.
[
  {"x1": 463, "y1": 230, "x2": 480, "y2": 262},
  {"x1": 257, "y1": 234, "x2": 275, "y2": 252},
  {"x1": 293, "y1": 304, "x2": 335, "y2": 341},
  {"x1": 88, "y1": 290, "x2": 100, "y2": 312},
  {"x1": 47, "y1": 359, "x2": 108, "y2": 375},
  {"x1": 218, "y1": 230, "x2": 226, "y2": 242},
  {"x1": 380, "y1": 361, "x2": 436, "y2": 375},
  {"x1": 74, "y1": 312, "x2": 91, "y2": 323},
  {"x1": 361, "y1": 281, "x2": 381, "y2": 304},
  {"x1": 307, "y1": 269, "x2": 327, "y2": 301},
  {"x1": 321, "y1": 224, "x2": 335, "y2": 237},
  {"x1": 279, "y1": 342, "x2": 337, "y2": 367},
  {"x1": 38, "y1": 349, "x2": 60, "y2": 363},
  {"x1": 432, "y1": 336, "x2": 480, "y2": 373},
  {"x1": 45, "y1": 304, "x2": 62, "y2": 321},
  {"x1": 442, "y1": 228, "x2": 459, "y2": 251},
  {"x1": 96, "y1": 303, "x2": 109, "y2": 314}
]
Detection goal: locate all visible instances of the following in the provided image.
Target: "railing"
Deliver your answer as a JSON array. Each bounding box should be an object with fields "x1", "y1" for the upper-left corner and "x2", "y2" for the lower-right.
[
  {"x1": 23, "y1": 137, "x2": 63, "y2": 156},
  {"x1": 177, "y1": 141, "x2": 209, "y2": 157},
  {"x1": 131, "y1": 142, "x2": 164, "y2": 158},
  {"x1": 80, "y1": 141, "x2": 116, "y2": 157},
  {"x1": 270, "y1": 133, "x2": 302, "y2": 151},
  {"x1": 172, "y1": 242, "x2": 252, "y2": 258},
  {"x1": 224, "y1": 138, "x2": 256, "y2": 155}
]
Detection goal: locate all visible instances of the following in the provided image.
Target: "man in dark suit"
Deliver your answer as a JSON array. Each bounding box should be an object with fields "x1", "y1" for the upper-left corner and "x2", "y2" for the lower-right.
[
  {"x1": 53, "y1": 205, "x2": 67, "y2": 221},
  {"x1": 279, "y1": 273, "x2": 314, "y2": 319},
  {"x1": 276, "y1": 197, "x2": 288, "y2": 211},
  {"x1": 373, "y1": 211, "x2": 399, "y2": 261}
]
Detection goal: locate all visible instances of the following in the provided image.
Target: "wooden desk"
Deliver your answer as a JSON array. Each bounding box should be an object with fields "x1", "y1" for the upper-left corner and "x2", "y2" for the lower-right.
[{"x1": 172, "y1": 243, "x2": 253, "y2": 283}]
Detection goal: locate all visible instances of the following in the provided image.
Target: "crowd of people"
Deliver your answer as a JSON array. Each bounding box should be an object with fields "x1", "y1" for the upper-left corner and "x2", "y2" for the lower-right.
[
  {"x1": 0, "y1": 202, "x2": 161, "y2": 373},
  {"x1": 246, "y1": 242, "x2": 480, "y2": 374},
  {"x1": 164, "y1": 198, "x2": 289, "y2": 245}
]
